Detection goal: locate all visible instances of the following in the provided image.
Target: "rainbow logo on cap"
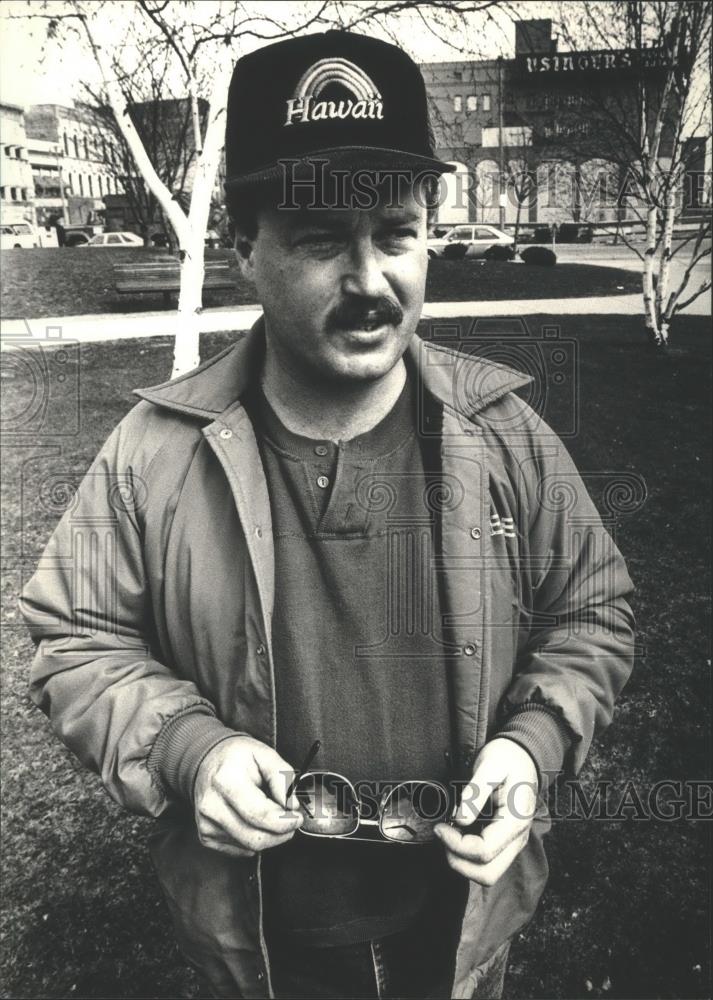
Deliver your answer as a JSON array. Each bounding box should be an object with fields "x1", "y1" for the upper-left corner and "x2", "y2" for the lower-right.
[{"x1": 284, "y1": 57, "x2": 384, "y2": 126}]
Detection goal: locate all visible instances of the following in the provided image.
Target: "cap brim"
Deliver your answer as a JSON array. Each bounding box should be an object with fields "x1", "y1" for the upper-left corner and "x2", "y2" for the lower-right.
[{"x1": 225, "y1": 145, "x2": 456, "y2": 189}]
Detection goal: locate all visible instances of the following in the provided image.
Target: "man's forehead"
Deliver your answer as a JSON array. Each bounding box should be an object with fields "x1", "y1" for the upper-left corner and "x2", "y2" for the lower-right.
[{"x1": 279, "y1": 203, "x2": 424, "y2": 226}]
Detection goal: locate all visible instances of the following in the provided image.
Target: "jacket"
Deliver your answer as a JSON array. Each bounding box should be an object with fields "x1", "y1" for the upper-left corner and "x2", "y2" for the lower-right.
[{"x1": 21, "y1": 321, "x2": 635, "y2": 998}]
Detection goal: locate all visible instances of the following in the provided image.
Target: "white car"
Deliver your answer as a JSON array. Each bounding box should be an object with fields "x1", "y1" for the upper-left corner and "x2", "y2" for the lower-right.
[
  {"x1": 80, "y1": 231, "x2": 144, "y2": 247},
  {"x1": 1, "y1": 222, "x2": 39, "y2": 249},
  {"x1": 427, "y1": 224, "x2": 514, "y2": 259}
]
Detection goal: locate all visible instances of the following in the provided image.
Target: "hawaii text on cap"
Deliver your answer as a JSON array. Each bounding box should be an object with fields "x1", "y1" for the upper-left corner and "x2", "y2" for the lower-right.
[{"x1": 225, "y1": 30, "x2": 456, "y2": 188}]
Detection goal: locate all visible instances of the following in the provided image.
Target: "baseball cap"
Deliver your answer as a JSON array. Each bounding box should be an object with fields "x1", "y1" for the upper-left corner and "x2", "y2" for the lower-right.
[{"x1": 224, "y1": 30, "x2": 455, "y2": 189}]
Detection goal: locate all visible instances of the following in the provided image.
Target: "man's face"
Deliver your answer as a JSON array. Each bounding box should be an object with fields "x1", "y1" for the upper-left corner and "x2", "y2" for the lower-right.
[{"x1": 237, "y1": 186, "x2": 428, "y2": 386}]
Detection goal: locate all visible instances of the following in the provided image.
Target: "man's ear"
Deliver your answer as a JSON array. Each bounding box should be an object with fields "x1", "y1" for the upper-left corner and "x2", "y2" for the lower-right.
[{"x1": 233, "y1": 229, "x2": 256, "y2": 280}]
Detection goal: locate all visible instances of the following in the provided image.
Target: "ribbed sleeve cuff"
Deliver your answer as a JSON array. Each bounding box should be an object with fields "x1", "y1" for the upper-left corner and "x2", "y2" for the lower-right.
[
  {"x1": 496, "y1": 705, "x2": 572, "y2": 793},
  {"x1": 149, "y1": 708, "x2": 241, "y2": 804}
]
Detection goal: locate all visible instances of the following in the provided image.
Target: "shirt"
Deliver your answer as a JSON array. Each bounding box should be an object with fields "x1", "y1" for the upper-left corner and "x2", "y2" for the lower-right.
[{"x1": 243, "y1": 374, "x2": 460, "y2": 947}]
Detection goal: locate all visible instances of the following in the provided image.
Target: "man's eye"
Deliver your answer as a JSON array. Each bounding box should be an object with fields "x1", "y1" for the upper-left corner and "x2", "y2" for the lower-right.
[
  {"x1": 383, "y1": 228, "x2": 418, "y2": 241},
  {"x1": 296, "y1": 233, "x2": 341, "y2": 247}
]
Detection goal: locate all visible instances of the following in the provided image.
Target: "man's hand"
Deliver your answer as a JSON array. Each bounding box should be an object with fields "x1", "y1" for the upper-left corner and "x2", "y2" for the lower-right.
[
  {"x1": 435, "y1": 738, "x2": 538, "y2": 886},
  {"x1": 194, "y1": 735, "x2": 303, "y2": 857}
]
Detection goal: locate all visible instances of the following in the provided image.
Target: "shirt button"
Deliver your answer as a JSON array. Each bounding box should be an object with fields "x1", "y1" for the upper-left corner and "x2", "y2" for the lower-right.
[
  {"x1": 256, "y1": 971, "x2": 264, "y2": 981},
  {"x1": 314, "y1": 445, "x2": 329, "y2": 456},
  {"x1": 463, "y1": 642, "x2": 477, "y2": 656},
  {"x1": 316, "y1": 475, "x2": 330, "y2": 489},
  {"x1": 255, "y1": 525, "x2": 263, "y2": 538},
  {"x1": 219, "y1": 428, "x2": 232, "y2": 440},
  {"x1": 256, "y1": 643, "x2": 266, "y2": 656},
  {"x1": 470, "y1": 527, "x2": 482, "y2": 540}
]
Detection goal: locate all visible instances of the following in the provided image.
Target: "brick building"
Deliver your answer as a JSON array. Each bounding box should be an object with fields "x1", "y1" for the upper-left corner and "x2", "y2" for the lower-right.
[
  {"x1": 0, "y1": 102, "x2": 34, "y2": 225},
  {"x1": 24, "y1": 104, "x2": 123, "y2": 227},
  {"x1": 421, "y1": 18, "x2": 704, "y2": 228}
]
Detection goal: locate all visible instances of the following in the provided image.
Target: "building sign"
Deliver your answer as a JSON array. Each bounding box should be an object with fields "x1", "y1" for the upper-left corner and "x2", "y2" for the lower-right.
[{"x1": 518, "y1": 48, "x2": 671, "y2": 75}]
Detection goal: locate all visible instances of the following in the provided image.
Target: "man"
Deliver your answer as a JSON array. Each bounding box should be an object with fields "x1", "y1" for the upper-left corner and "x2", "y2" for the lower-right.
[{"x1": 21, "y1": 31, "x2": 635, "y2": 1000}]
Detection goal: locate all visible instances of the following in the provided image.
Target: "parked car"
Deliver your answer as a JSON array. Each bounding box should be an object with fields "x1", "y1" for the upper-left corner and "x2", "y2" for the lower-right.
[
  {"x1": 427, "y1": 224, "x2": 514, "y2": 259},
  {"x1": 1, "y1": 222, "x2": 39, "y2": 249},
  {"x1": 79, "y1": 231, "x2": 145, "y2": 247}
]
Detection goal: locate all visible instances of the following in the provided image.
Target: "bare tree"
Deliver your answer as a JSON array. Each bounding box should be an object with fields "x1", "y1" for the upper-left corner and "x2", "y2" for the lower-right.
[{"x1": 529, "y1": 0, "x2": 711, "y2": 349}]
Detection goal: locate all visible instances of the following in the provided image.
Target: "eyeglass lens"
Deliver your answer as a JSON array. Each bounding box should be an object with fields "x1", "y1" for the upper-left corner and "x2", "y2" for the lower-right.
[{"x1": 295, "y1": 772, "x2": 360, "y2": 836}]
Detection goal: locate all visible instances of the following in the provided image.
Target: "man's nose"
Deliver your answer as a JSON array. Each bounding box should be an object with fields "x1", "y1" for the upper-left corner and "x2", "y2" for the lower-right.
[{"x1": 341, "y1": 239, "x2": 391, "y2": 300}]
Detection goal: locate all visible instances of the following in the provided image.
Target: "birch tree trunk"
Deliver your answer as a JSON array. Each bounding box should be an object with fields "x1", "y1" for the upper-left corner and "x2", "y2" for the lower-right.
[
  {"x1": 172, "y1": 45, "x2": 233, "y2": 378},
  {"x1": 654, "y1": 171, "x2": 679, "y2": 347},
  {"x1": 642, "y1": 202, "x2": 660, "y2": 344}
]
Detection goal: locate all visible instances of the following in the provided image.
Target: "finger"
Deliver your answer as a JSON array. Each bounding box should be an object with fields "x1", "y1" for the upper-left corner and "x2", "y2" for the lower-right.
[
  {"x1": 434, "y1": 821, "x2": 485, "y2": 860},
  {"x1": 444, "y1": 830, "x2": 529, "y2": 887},
  {"x1": 201, "y1": 840, "x2": 256, "y2": 859},
  {"x1": 453, "y1": 774, "x2": 499, "y2": 828},
  {"x1": 254, "y1": 748, "x2": 299, "y2": 809},
  {"x1": 435, "y1": 806, "x2": 531, "y2": 864},
  {"x1": 199, "y1": 802, "x2": 299, "y2": 853},
  {"x1": 214, "y1": 773, "x2": 303, "y2": 833},
  {"x1": 477, "y1": 791, "x2": 535, "y2": 858}
]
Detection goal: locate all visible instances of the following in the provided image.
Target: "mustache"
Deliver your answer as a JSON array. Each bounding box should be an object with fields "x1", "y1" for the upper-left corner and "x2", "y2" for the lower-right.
[{"x1": 329, "y1": 296, "x2": 404, "y2": 330}]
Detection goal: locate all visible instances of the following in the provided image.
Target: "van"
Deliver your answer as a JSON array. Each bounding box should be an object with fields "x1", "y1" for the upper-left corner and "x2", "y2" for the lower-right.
[{"x1": 1, "y1": 222, "x2": 39, "y2": 249}]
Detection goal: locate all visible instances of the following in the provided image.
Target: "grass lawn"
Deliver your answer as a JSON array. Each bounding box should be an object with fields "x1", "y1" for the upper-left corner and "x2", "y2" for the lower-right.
[
  {"x1": 1, "y1": 247, "x2": 641, "y2": 319},
  {"x1": 1, "y1": 315, "x2": 710, "y2": 999}
]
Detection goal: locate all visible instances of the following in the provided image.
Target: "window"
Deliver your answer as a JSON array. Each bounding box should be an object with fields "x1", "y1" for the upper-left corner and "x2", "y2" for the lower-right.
[
  {"x1": 88, "y1": 175, "x2": 93, "y2": 196},
  {"x1": 107, "y1": 234, "x2": 122, "y2": 244},
  {"x1": 15, "y1": 147, "x2": 22, "y2": 158},
  {"x1": 84, "y1": 136, "x2": 89, "y2": 159},
  {"x1": 73, "y1": 136, "x2": 79, "y2": 158},
  {"x1": 474, "y1": 227, "x2": 497, "y2": 239},
  {"x1": 453, "y1": 70, "x2": 462, "y2": 81},
  {"x1": 97, "y1": 175, "x2": 103, "y2": 196},
  {"x1": 64, "y1": 133, "x2": 69, "y2": 156},
  {"x1": 482, "y1": 95, "x2": 491, "y2": 112},
  {"x1": 78, "y1": 174, "x2": 84, "y2": 195},
  {"x1": 11, "y1": 187, "x2": 18, "y2": 200},
  {"x1": 0, "y1": 188, "x2": 6, "y2": 200},
  {"x1": 453, "y1": 96, "x2": 462, "y2": 112},
  {"x1": 466, "y1": 96, "x2": 477, "y2": 112},
  {"x1": 449, "y1": 226, "x2": 473, "y2": 240}
]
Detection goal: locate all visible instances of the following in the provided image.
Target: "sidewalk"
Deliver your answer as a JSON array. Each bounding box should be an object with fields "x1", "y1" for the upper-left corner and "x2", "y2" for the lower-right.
[{"x1": 1, "y1": 289, "x2": 709, "y2": 346}]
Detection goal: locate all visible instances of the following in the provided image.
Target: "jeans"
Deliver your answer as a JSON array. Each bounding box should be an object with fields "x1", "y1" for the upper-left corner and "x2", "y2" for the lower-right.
[{"x1": 266, "y1": 915, "x2": 510, "y2": 1000}]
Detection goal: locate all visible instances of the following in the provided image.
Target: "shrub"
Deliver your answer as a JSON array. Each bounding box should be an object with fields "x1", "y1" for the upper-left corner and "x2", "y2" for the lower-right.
[
  {"x1": 483, "y1": 244, "x2": 516, "y2": 262},
  {"x1": 520, "y1": 246, "x2": 557, "y2": 267},
  {"x1": 442, "y1": 242, "x2": 468, "y2": 260}
]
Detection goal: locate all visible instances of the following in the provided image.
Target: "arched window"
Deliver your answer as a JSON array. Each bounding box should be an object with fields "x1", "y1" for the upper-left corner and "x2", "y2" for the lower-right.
[{"x1": 466, "y1": 96, "x2": 477, "y2": 112}]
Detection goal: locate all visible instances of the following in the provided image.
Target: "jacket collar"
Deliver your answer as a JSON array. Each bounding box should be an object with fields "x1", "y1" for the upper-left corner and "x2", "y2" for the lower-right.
[{"x1": 133, "y1": 316, "x2": 532, "y2": 421}]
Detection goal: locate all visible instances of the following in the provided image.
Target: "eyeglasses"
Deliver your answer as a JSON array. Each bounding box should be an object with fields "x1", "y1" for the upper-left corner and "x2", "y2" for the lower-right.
[{"x1": 286, "y1": 740, "x2": 459, "y2": 846}]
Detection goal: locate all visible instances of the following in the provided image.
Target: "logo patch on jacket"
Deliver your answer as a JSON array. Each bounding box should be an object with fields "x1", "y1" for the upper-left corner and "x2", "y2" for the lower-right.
[
  {"x1": 490, "y1": 510, "x2": 516, "y2": 538},
  {"x1": 285, "y1": 58, "x2": 384, "y2": 125}
]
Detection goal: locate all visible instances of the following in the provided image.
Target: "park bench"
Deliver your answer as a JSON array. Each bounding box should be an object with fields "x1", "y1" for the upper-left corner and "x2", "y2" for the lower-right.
[{"x1": 113, "y1": 260, "x2": 234, "y2": 305}]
